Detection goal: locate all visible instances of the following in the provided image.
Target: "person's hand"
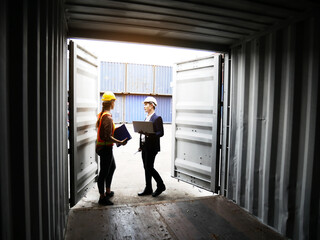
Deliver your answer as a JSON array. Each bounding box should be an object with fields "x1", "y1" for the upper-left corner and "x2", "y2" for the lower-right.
[
  {"x1": 139, "y1": 131, "x2": 149, "y2": 136},
  {"x1": 120, "y1": 138, "x2": 128, "y2": 145}
]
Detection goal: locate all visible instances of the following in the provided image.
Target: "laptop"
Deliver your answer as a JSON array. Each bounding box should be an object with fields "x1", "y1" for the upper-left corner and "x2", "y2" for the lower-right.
[{"x1": 132, "y1": 121, "x2": 155, "y2": 134}]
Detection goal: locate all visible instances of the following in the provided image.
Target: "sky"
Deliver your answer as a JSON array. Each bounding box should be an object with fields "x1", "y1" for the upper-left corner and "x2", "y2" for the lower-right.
[{"x1": 72, "y1": 39, "x2": 214, "y2": 66}]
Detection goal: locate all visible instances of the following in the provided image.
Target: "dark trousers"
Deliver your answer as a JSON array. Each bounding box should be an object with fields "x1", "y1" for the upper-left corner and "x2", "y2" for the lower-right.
[
  {"x1": 97, "y1": 146, "x2": 116, "y2": 194},
  {"x1": 141, "y1": 149, "x2": 164, "y2": 190}
]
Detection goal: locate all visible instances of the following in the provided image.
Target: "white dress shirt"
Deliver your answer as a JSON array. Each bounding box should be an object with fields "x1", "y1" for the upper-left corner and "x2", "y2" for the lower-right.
[{"x1": 141, "y1": 112, "x2": 155, "y2": 142}]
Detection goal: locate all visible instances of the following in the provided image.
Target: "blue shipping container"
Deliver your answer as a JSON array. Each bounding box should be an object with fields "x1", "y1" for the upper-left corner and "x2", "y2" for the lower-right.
[
  {"x1": 100, "y1": 62, "x2": 126, "y2": 92},
  {"x1": 125, "y1": 95, "x2": 172, "y2": 123},
  {"x1": 125, "y1": 95, "x2": 146, "y2": 123},
  {"x1": 155, "y1": 66, "x2": 172, "y2": 94},
  {"x1": 100, "y1": 61, "x2": 173, "y2": 95},
  {"x1": 154, "y1": 96, "x2": 172, "y2": 123},
  {"x1": 127, "y1": 63, "x2": 153, "y2": 93},
  {"x1": 99, "y1": 93, "x2": 124, "y2": 123},
  {"x1": 98, "y1": 93, "x2": 171, "y2": 123}
]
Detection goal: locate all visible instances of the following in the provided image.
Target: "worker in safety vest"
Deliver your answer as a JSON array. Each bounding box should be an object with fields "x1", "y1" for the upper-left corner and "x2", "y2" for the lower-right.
[
  {"x1": 96, "y1": 91, "x2": 127, "y2": 206},
  {"x1": 137, "y1": 96, "x2": 166, "y2": 197}
]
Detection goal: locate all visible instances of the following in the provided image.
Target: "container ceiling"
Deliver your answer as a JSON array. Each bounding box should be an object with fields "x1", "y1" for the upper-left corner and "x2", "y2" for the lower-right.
[{"x1": 65, "y1": 0, "x2": 319, "y2": 51}]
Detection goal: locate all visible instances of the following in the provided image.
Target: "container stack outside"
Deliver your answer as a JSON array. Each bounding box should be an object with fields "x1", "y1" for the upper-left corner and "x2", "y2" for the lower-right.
[{"x1": 99, "y1": 61, "x2": 172, "y2": 123}]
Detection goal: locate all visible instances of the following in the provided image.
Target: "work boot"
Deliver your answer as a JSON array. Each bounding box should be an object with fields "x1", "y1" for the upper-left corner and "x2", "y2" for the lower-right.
[
  {"x1": 98, "y1": 196, "x2": 114, "y2": 206},
  {"x1": 105, "y1": 191, "x2": 114, "y2": 198}
]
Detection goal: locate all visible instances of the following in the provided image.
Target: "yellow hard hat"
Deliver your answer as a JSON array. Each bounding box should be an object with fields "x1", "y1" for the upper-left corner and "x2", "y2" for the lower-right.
[{"x1": 101, "y1": 91, "x2": 116, "y2": 102}]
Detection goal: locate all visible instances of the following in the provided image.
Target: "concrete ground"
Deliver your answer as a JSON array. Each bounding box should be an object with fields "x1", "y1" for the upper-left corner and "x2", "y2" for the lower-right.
[{"x1": 73, "y1": 124, "x2": 213, "y2": 209}]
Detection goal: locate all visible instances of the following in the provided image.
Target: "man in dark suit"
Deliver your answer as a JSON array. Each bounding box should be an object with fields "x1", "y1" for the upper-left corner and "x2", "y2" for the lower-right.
[{"x1": 138, "y1": 96, "x2": 166, "y2": 197}]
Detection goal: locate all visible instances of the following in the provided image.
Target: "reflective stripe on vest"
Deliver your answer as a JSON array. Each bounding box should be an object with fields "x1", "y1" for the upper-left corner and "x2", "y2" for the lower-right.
[{"x1": 96, "y1": 112, "x2": 115, "y2": 146}]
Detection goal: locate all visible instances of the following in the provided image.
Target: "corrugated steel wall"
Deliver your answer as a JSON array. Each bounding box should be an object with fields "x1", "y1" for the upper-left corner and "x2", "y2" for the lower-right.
[
  {"x1": 112, "y1": 94, "x2": 125, "y2": 123},
  {"x1": 99, "y1": 93, "x2": 125, "y2": 123},
  {"x1": 100, "y1": 61, "x2": 173, "y2": 95},
  {"x1": 125, "y1": 95, "x2": 172, "y2": 123},
  {"x1": 155, "y1": 96, "x2": 172, "y2": 123},
  {"x1": 100, "y1": 62, "x2": 126, "y2": 92},
  {"x1": 125, "y1": 95, "x2": 147, "y2": 122},
  {"x1": 155, "y1": 65, "x2": 173, "y2": 94},
  {"x1": 224, "y1": 16, "x2": 320, "y2": 239},
  {"x1": 100, "y1": 61, "x2": 173, "y2": 123},
  {"x1": 99, "y1": 94, "x2": 172, "y2": 123},
  {"x1": 0, "y1": 0, "x2": 68, "y2": 239},
  {"x1": 127, "y1": 63, "x2": 154, "y2": 93},
  {"x1": 98, "y1": 93, "x2": 172, "y2": 123}
]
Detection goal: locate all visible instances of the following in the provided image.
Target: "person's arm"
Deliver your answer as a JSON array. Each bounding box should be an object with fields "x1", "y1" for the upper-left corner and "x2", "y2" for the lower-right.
[
  {"x1": 153, "y1": 116, "x2": 164, "y2": 138},
  {"x1": 110, "y1": 135, "x2": 127, "y2": 145},
  {"x1": 102, "y1": 115, "x2": 127, "y2": 145}
]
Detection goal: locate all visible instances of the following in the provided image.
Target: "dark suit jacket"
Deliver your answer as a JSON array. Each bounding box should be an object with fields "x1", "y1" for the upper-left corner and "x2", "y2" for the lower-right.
[{"x1": 140, "y1": 113, "x2": 164, "y2": 152}]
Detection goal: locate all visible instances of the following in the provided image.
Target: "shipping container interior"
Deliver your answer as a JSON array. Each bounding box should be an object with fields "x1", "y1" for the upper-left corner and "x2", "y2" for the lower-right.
[{"x1": 1, "y1": 0, "x2": 319, "y2": 239}]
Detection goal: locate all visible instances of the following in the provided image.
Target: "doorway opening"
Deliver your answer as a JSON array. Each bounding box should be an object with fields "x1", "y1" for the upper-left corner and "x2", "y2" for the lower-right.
[{"x1": 68, "y1": 39, "x2": 223, "y2": 208}]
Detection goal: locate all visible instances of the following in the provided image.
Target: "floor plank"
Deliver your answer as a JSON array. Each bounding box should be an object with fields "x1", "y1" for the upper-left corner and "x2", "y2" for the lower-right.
[{"x1": 65, "y1": 196, "x2": 286, "y2": 240}]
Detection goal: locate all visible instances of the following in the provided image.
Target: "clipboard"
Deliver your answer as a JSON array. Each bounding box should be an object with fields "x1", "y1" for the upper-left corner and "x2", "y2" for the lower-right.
[
  {"x1": 114, "y1": 124, "x2": 132, "y2": 147},
  {"x1": 132, "y1": 121, "x2": 155, "y2": 134}
]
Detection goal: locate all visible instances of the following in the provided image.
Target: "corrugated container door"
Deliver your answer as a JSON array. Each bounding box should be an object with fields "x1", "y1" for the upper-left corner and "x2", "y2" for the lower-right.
[
  {"x1": 172, "y1": 55, "x2": 222, "y2": 192},
  {"x1": 69, "y1": 41, "x2": 99, "y2": 206}
]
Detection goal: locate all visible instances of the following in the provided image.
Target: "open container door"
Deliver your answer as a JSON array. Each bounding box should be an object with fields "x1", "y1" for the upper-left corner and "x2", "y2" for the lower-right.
[
  {"x1": 172, "y1": 54, "x2": 222, "y2": 193},
  {"x1": 69, "y1": 40, "x2": 99, "y2": 207}
]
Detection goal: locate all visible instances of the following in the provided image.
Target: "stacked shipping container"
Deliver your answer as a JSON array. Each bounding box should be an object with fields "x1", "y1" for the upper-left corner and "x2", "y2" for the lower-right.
[{"x1": 100, "y1": 61, "x2": 172, "y2": 123}]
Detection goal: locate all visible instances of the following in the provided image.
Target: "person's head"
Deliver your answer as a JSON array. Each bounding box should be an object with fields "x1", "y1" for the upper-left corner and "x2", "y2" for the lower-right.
[
  {"x1": 143, "y1": 96, "x2": 157, "y2": 114},
  {"x1": 96, "y1": 91, "x2": 116, "y2": 128},
  {"x1": 101, "y1": 91, "x2": 116, "y2": 110}
]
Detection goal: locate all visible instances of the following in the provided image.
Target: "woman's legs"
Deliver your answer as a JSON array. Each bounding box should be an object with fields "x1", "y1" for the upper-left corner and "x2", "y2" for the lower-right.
[
  {"x1": 97, "y1": 147, "x2": 115, "y2": 203},
  {"x1": 98, "y1": 151, "x2": 109, "y2": 195},
  {"x1": 105, "y1": 154, "x2": 116, "y2": 192}
]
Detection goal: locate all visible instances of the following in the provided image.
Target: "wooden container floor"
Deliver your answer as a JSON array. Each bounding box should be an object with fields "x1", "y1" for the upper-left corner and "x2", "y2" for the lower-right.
[{"x1": 65, "y1": 195, "x2": 286, "y2": 240}]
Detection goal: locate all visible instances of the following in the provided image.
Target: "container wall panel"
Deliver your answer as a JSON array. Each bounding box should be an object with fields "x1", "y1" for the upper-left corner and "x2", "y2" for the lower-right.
[
  {"x1": 124, "y1": 95, "x2": 172, "y2": 123},
  {"x1": 0, "y1": 0, "x2": 69, "y2": 239},
  {"x1": 100, "y1": 62, "x2": 126, "y2": 92},
  {"x1": 125, "y1": 95, "x2": 148, "y2": 123},
  {"x1": 98, "y1": 62, "x2": 173, "y2": 123},
  {"x1": 225, "y1": 16, "x2": 320, "y2": 240},
  {"x1": 98, "y1": 93, "x2": 124, "y2": 123},
  {"x1": 155, "y1": 66, "x2": 173, "y2": 94},
  {"x1": 154, "y1": 96, "x2": 172, "y2": 123},
  {"x1": 127, "y1": 63, "x2": 153, "y2": 93},
  {"x1": 112, "y1": 94, "x2": 124, "y2": 123}
]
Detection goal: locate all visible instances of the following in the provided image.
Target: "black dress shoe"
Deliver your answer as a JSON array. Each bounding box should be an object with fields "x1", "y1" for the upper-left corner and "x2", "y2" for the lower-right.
[
  {"x1": 138, "y1": 189, "x2": 153, "y2": 196},
  {"x1": 152, "y1": 185, "x2": 166, "y2": 197}
]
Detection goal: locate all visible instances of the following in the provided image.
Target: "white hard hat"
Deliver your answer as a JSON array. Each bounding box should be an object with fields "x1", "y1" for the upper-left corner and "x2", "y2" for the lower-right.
[{"x1": 144, "y1": 96, "x2": 157, "y2": 107}]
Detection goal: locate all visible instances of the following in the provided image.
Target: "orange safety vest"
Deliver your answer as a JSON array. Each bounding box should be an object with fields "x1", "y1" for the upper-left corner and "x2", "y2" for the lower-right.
[{"x1": 96, "y1": 111, "x2": 115, "y2": 147}]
